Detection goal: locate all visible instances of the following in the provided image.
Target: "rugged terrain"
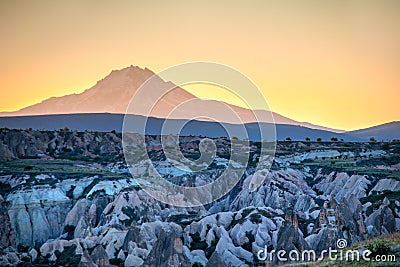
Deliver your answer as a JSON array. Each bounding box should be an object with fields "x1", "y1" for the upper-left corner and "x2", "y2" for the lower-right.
[{"x1": 0, "y1": 128, "x2": 399, "y2": 266}]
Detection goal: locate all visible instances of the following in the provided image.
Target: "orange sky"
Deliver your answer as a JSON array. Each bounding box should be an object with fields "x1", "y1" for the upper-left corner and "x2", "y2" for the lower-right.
[{"x1": 0, "y1": 0, "x2": 399, "y2": 130}]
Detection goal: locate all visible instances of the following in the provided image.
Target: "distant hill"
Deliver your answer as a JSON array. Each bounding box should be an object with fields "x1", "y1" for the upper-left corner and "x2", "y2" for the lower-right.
[
  {"x1": 0, "y1": 113, "x2": 376, "y2": 141},
  {"x1": 0, "y1": 65, "x2": 343, "y2": 133},
  {"x1": 346, "y1": 121, "x2": 400, "y2": 141}
]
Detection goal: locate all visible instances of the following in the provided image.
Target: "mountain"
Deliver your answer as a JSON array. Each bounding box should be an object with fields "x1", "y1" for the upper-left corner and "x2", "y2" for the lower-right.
[
  {"x1": 0, "y1": 113, "x2": 367, "y2": 141},
  {"x1": 347, "y1": 121, "x2": 400, "y2": 141},
  {"x1": 0, "y1": 65, "x2": 343, "y2": 133}
]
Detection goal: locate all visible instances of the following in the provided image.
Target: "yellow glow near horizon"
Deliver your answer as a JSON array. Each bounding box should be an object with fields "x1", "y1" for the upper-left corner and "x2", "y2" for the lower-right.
[{"x1": 0, "y1": 0, "x2": 399, "y2": 130}]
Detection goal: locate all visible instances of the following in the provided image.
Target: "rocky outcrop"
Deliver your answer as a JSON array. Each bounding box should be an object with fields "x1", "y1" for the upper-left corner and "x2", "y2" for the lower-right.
[
  {"x1": 230, "y1": 169, "x2": 317, "y2": 212},
  {"x1": 205, "y1": 252, "x2": 227, "y2": 267},
  {"x1": 314, "y1": 172, "x2": 371, "y2": 201},
  {"x1": 0, "y1": 196, "x2": 15, "y2": 249},
  {"x1": 143, "y1": 227, "x2": 190, "y2": 267},
  {"x1": 370, "y1": 178, "x2": 400, "y2": 193},
  {"x1": 365, "y1": 198, "x2": 397, "y2": 235},
  {"x1": 306, "y1": 195, "x2": 367, "y2": 251},
  {"x1": 0, "y1": 129, "x2": 123, "y2": 160},
  {"x1": 7, "y1": 187, "x2": 72, "y2": 247},
  {"x1": 91, "y1": 245, "x2": 109, "y2": 266},
  {"x1": 125, "y1": 254, "x2": 144, "y2": 267},
  {"x1": 276, "y1": 223, "x2": 309, "y2": 256},
  {"x1": 78, "y1": 251, "x2": 97, "y2": 267},
  {"x1": 0, "y1": 130, "x2": 399, "y2": 266}
]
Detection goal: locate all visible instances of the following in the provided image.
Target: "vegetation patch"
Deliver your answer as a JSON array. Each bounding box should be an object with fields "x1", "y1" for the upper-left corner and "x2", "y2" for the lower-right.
[
  {"x1": 190, "y1": 232, "x2": 207, "y2": 251},
  {"x1": 367, "y1": 239, "x2": 391, "y2": 257},
  {"x1": 166, "y1": 213, "x2": 198, "y2": 226},
  {"x1": 110, "y1": 258, "x2": 125, "y2": 267},
  {"x1": 54, "y1": 245, "x2": 80, "y2": 267},
  {"x1": 241, "y1": 231, "x2": 255, "y2": 252},
  {"x1": 205, "y1": 237, "x2": 219, "y2": 259},
  {"x1": 64, "y1": 224, "x2": 75, "y2": 241},
  {"x1": 249, "y1": 213, "x2": 262, "y2": 224},
  {"x1": 121, "y1": 206, "x2": 139, "y2": 226}
]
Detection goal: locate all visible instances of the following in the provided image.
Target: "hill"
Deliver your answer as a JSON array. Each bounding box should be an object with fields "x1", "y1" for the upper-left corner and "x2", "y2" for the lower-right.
[
  {"x1": 347, "y1": 121, "x2": 400, "y2": 141},
  {"x1": 0, "y1": 113, "x2": 367, "y2": 141}
]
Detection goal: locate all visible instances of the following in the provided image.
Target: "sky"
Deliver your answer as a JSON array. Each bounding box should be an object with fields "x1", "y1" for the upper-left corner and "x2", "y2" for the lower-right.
[{"x1": 0, "y1": 0, "x2": 399, "y2": 131}]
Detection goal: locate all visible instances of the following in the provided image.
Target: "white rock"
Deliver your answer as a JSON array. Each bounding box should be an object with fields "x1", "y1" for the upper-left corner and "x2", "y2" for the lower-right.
[
  {"x1": 131, "y1": 247, "x2": 149, "y2": 259},
  {"x1": 125, "y1": 254, "x2": 144, "y2": 267},
  {"x1": 310, "y1": 210, "x2": 320, "y2": 219},
  {"x1": 255, "y1": 225, "x2": 271, "y2": 247},
  {"x1": 87, "y1": 179, "x2": 137, "y2": 197},
  {"x1": 216, "y1": 236, "x2": 252, "y2": 263},
  {"x1": 105, "y1": 243, "x2": 116, "y2": 259},
  {"x1": 307, "y1": 223, "x2": 315, "y2": 234},
  {"x1": 75, "y1": 242, "x2": 84, "y2": 255},
  {"x1": 217, "y1": 212, "x2": 233, "y2": 227},
  {"x1": 395, "y1": 218, "x2": 400, "y2": 231},
  {"x1": 29, "y1": 248, "x2": 38, "y2": 262},
  {"x1": 221, "y1": 250, "x2": 244, "y2": 267},
  {"x1": 49, "y1": 253, "x2": 57, "y2": 262},
  {"x1": 206, "y1": 228, "x2": 216, "y2": 247},
  {"x1": 118, "y1": 250, "x2": 126, "y2": 260},
  {"x1": 215, "y1": 226, "x2": 230, "y2": 240},
  {"x1": 314, "y1": 173, "x2": 370, "y2": 201},
  {"x1": 101, "y1": 228, "x2": 127, "y2": 251},
  {"x1": 65, "y1": 199, "x2": 89, "y2": 227},
  {"x1": 190, "y1": 250, "x2": 208, "y2": 266},
  {"x1": 231, "y1": 220, "x2": 257, "y2": 246},
  {"x1": 370, "y1": 179, "x2": 400, "y2": 193}
]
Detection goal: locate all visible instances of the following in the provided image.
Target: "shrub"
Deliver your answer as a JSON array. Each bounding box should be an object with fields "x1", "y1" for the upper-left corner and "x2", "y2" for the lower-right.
[
  {"x1": 382, "y1": 143, "x2": 390, "y2": 151},
  {"x1": 242, "y1": 231, "x2": 255, "y2": 252},
  {"x1": 21, "y1": 256, "x2": 31, "y2": 262},
  {"x1": 110, "y1": 258, "x2": 125, "y2": 267},
  {"x1": 250, "y1": 213, "x2": 262, "y2": 224},
  {"x1": 190, "y1": 232, "x2": 207, "y2": 251},
  {"x1": 55, "y1": 245, "x2": 80, "y2": 266},
  {"x1": 367, "y1": 239, "x2": 391, "y2": 256},
  {"x1": 64, "y1": 224, "x2": 76, "y2": 240},
  {"x1": 205, "y1": 237, "x2": 219, "y2": 259},
  {"x1": 121, "y1": 206, "x2": 139, "y2": 226}
]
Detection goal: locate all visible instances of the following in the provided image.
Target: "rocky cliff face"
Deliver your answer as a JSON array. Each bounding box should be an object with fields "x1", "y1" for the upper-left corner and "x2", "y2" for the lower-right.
[
  {"x1": 0, "y1": 130, "x2": 399, "y2": 266},
  {"x1": 0, "y1": 129, "x2": 123, "y2": 160},
  {"x1": 0, "y1": 196, "x2": 15, "y2": 249}
]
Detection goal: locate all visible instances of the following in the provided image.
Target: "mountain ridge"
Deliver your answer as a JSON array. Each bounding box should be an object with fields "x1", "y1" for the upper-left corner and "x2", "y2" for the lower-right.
[
  {"x1": 347, "y1": 121, "x2": 400, "y2": 141},
  {"x1": 0, "y1": 65, "x2": 344, "y2": 133},
  {"x1": 1, "y1": 112, "x2": 399, "y2": 141}
]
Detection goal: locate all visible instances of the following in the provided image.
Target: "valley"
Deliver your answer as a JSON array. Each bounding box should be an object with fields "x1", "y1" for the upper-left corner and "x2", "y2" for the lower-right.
[{"x1": 0, "y1": 129, "x2": 399, "y2": 266}]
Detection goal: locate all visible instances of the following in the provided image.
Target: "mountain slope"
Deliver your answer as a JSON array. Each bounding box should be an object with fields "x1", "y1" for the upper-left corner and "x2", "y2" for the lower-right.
[
  {"x1": 0, "y1": 113, "x2": 365, "y2": 141},
  {"x1": 2, "y1": 66, "x2": 196, "y2": 116},
  {"x1": 347, "y1": 121, "x2": 400, "y2": 141},
  {"x1": 0, "y1": 65, "x2": 343, "y2": 133}
]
